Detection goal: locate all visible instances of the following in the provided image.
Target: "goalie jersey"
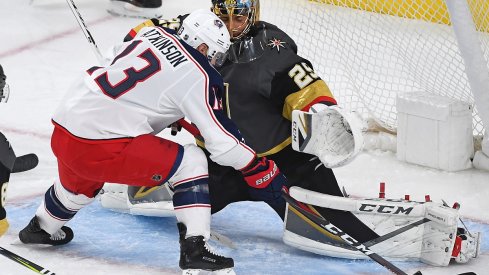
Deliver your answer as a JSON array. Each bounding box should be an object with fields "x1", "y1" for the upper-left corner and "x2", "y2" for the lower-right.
[{"x1": 219, "y1": 22, "x2": 337, "y2": 155}]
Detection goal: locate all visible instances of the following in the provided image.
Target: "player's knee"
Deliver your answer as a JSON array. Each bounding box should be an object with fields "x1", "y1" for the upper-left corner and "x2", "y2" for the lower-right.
[{"x1": 170, "y1": 144, "x2": 208, "y2": 185}]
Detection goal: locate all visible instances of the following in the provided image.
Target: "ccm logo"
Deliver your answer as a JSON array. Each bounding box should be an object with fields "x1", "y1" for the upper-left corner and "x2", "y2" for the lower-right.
[
  {"x1": 292, "y1": 121, "x2": 298, "y2": 143},
  {"x1": 359, "y1": 204, "x2": 414, "y2": 215},
  {"x1": 321, "y1": 222, "x2": 373, "y2": 255},
  {"x1": 255, "y1": 163, "x2": 278, "y2": 186}
]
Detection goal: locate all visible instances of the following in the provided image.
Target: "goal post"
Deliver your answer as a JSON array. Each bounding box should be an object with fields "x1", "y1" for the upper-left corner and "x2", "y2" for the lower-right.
[{"x1": 260, "y1": 0, "x2": 489, "y2": 141}]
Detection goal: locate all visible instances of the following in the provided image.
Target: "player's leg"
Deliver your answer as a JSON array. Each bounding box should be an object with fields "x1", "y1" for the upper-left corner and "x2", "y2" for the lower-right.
[
  {"x1": 272, "y1": 146, "x2": 379, "y2": 241},
  {"x1": 19, "y1": 127, "x2": 112, "y2": 245},
  {"x1": 99, "y1": 149, "x2": 251, "y2": 218},
  {"x1": 168, "y1": 144, "x2": 234, "y2": 273},
  {"x1": 107, "y1": 0, "x2": 163, "y2": 19},
  {"x1": 18, "y1": 175, "x2": 92, "y2": 245}
]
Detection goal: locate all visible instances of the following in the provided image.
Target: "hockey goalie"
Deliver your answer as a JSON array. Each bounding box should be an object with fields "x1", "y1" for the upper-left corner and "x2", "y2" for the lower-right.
[{"x1": 100, "y1": 104, "x2": 480, "y2": 267}]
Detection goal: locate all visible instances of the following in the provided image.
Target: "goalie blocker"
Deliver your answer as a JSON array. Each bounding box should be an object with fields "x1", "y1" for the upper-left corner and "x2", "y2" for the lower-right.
[{"x1": 283, "y1": 186, "x2": 481, "y2": 266}]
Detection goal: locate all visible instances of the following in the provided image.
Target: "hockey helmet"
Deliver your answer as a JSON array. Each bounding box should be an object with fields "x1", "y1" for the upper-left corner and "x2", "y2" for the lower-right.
[
  {"x1": 177, "y1": 9, "x2": 231, "y2": 67},
  {"x1": 211, "y1": 0, "x2": 260, "y2": 40}
]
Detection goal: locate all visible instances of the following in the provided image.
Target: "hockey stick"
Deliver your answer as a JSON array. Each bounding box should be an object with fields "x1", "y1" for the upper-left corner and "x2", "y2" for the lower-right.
[
  {"x1": 65, "y1": 0, "x2": 104, "y2": 63},
  {"x1": 0, "y1": 246, "x2": 55, "y2": 274},
  {"x1": 282, "y1": 190, "x2": 412, "y2": 275}
]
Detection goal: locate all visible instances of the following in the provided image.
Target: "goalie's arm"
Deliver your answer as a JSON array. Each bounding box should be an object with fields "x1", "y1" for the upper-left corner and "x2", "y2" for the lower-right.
[
  {"x1": 270, "y1": 59, "x2": 363, "y2": 168},
  {"x1": 270, "y1": 59, "x2": 337, "y2": 118}
]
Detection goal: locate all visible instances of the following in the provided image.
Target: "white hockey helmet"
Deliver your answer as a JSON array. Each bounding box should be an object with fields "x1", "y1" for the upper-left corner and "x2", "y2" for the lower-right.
[{"x1": 177, "y1": 9, "x2": 231, "y2": 67}]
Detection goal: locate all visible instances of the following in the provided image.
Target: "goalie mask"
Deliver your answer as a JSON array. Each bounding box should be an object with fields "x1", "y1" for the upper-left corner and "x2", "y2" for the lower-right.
[
  {"x1": 211, "y1": 0, "x2": 260, "y2": 41},
  {"x1": 178, "y1": 9, "x2": 231, "y2": 67}
]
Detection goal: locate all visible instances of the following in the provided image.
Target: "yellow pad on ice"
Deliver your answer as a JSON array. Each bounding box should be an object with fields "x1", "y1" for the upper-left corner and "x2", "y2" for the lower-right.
[{"x1": 0, "y1": 218, "x2": 9, "y2": 237}]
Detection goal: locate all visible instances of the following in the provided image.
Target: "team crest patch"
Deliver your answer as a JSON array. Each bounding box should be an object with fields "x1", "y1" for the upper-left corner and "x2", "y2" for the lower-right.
[
  {"x1": 214, "y1": 19, "x2": 224, "y2": 29},
  {"x1": 152, "y1": 174, "x2": 163, "y2": 182},
  {"x1": 267, "y1": 37, "x2": 286, "y2": 52}
]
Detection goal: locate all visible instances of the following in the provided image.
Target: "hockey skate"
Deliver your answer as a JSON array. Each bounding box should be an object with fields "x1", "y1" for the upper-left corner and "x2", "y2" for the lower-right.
[
  {"x1": 19, "y1": 216, "x2": 73, "y2": 246},
  {"x1": 107, "y1": 0, "x2": 163, "y2": 19},
  {"x1": 178, "y1": 223, "x2": 235, "y2": 275}
]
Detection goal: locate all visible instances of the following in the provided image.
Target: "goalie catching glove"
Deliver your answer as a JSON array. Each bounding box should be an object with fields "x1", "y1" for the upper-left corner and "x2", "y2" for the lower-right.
[{"x1": 292, "y1": 104, "x2": 364, "y2": 168}]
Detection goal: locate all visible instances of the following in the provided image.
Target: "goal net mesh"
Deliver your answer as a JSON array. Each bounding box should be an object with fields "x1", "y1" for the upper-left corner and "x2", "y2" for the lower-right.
[{"x1": 260, "y1": 0, "x2": 489, "y2": 136}]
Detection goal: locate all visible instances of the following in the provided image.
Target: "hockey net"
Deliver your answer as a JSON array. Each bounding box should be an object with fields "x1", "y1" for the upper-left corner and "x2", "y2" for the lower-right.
[{"x1": 260, "y1": 0, "x2": 489, "y2": 142}]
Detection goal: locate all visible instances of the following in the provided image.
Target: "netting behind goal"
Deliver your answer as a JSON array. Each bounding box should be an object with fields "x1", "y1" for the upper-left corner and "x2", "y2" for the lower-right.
[{"x1": 261, "y1": 0, "x2": 489, "y2": 136}]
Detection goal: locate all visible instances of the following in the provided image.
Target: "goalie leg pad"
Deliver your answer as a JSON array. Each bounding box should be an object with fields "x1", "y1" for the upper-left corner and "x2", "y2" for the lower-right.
[
  {"x1": 100, "y1": 182, "x2": 130, "y2": 212},
  {"x1": 284, "y1": 187, "x2": 478, "y2": 266}
]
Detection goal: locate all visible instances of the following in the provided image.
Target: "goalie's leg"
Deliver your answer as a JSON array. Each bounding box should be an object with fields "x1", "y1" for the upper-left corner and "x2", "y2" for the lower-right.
[{"x1": 169, "y1": 145, "x2": 234, "y2": 274}]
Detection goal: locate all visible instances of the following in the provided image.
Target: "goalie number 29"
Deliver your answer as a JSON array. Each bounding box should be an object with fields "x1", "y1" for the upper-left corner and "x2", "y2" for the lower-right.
[{"x1": 288, "y1": 62, "x2": 318, "y2": 89}]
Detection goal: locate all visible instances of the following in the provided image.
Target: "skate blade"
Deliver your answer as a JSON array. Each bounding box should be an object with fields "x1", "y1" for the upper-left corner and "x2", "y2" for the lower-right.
[{"x1": 182, "y1": 268, "x2": 235, "y2": 275}]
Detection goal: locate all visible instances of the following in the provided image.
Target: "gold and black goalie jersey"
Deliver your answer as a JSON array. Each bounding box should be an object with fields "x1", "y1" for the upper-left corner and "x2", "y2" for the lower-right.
[{"x1": 218, "y1": 21, "x2": 336, "y2": 156}]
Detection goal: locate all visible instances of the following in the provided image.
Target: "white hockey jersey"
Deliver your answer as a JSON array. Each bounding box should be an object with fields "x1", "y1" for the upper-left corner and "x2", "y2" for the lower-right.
[{"x1": 53, "y1": 27, "x2": 254, "y2": 170}]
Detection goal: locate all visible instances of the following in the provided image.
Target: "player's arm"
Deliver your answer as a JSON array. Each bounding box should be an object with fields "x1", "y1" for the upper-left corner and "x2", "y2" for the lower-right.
[
  {"x1": 123, "y1": 15, "x2": 188, "y2": 42},
  {"x1": 179, "y1": 78, "x2": 286, "y2": 198},
  {"x1": 271, "y1": 59, "x2": 364, "y2": 168}
]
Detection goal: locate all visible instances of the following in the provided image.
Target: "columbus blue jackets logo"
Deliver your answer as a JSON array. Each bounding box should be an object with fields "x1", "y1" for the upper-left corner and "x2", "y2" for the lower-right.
[
  {"x1": 214, "y1": 19, "x2": 224, "y2": 29},
  {"x1": 267, "y1": 37, "x2": 286, "y2": 52}
]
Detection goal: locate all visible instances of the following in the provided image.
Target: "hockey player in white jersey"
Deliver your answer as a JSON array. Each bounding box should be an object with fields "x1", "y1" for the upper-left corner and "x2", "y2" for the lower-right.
[{"x1": 18, "y1": 9, "x2": 287, "y2": 274}]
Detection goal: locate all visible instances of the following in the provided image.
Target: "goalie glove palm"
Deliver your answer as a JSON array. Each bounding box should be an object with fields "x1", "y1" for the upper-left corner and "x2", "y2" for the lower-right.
[{"x1": 291, "y1": 105, "x2": 364, "y2": 168}]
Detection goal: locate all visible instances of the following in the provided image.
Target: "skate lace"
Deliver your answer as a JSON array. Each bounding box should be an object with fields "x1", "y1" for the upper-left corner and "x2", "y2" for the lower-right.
[
  {"x1": 50, "y1": 229, "x2": 67, "y2": 241},
  {"x1": 204, "y1": 242, "x2": 224, "y2": 258}
]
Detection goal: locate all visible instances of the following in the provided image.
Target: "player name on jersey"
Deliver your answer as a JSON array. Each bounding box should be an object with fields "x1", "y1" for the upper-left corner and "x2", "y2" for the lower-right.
[{"x1": 141, "y1": 28, "x2": 188, "y2": 68}]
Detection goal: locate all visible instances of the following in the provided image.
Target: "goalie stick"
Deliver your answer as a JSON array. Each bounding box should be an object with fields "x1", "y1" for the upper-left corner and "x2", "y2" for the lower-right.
[{"x1": 0, "y1": 246, "x2": 55, "y2": 274}]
